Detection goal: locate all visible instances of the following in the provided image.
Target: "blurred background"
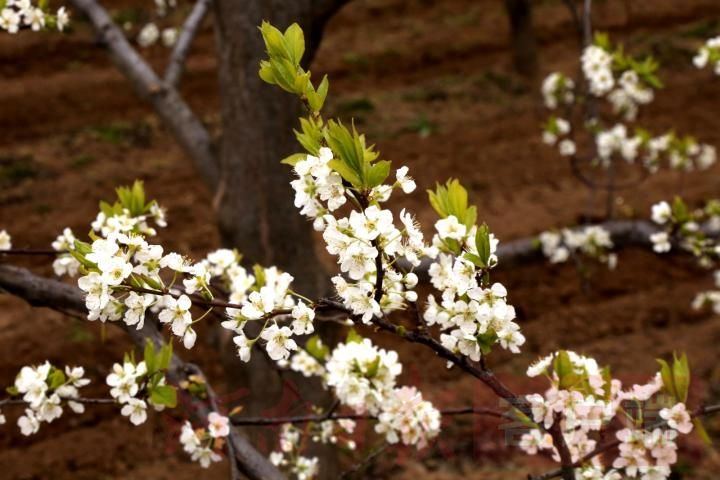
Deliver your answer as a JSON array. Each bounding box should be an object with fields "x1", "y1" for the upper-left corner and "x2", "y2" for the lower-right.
[{"x1": 1, "y1": 0, "x2": 720, "y2": 478}]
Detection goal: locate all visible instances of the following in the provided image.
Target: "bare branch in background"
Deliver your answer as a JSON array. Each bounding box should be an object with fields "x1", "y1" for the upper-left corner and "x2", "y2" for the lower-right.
[
  {"x1": 165, "y1": 0, "x2": 212, "y2": 87},
  {"x1": 69, "y1": 0, "x2": 220, "y2": 190}
]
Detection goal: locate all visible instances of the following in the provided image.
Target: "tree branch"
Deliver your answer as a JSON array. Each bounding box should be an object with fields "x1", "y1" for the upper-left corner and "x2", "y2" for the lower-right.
[
  {"x1": 0, "y1": 264, "x2": 283, "y2": 480},
  {"x1": 231, "y1": 406, "x2": 516, "y2": 426},
  {"x1": 69, "y1": 0, "x2": 220, "y2": 190},
  {"x1": 164, "y1": 0, "x2": 212, "y2": 87}
]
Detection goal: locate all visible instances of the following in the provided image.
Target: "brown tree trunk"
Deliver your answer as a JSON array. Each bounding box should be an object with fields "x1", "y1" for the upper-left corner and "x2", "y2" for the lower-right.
[
  {"x1": 212, "y1": 0, "x2": 345, "y2": 299},
  {"x1": 211, "y1": 2, "x2": 347, "y2": 476},
  {"x1": 504, "y1": 0, "x2": 538, "y2": 77}
]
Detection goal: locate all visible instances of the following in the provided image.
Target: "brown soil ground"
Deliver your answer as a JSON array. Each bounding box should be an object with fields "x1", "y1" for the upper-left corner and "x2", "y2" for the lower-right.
[{"x1": 1, "y1": 0, "x2": 720, "y2": 478}]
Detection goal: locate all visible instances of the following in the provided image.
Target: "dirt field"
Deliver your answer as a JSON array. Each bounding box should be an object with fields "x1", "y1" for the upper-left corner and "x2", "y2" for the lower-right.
[{"x1": 1, "y1": 0, "x2": 720, "y2": 478}]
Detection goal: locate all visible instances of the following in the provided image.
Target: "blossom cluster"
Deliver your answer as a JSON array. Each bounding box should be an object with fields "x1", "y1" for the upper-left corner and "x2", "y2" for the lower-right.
[
  {"x1": 48, "y1": 183, "x2": 324, "y2": 391},
  {"x1": 75, "y1": 232, "x2": 202, "y2": 348},
  {"x1": 541, "y1": 115, "x2": 576, "y2": 157},
  {"x1": 105, "y1": 359, "x2": 167, "y2": 425},
  {"x1": 180, "y1": 412, "x2": 230, "y2": 468},
  {"x1": 53, "y1": 188, "x2": 166, "y2": 278},
  {"x1": 269, "y1": 424, "x2": 321, "y2": 480},
  {"x1": 539, "y1": 225, "x2": 616, "y2": 268},
  {"x1": 521, "y1": 351, "x2": 694, "y2": 480},
  {"x1": 423, "y1": 214, "x2": 525, "y2": 356},
  {"x1": 650, "y1": 198, "x2": 720, "y2": 312},
  {"x1": 205, "y1": 250, "x2": 309, "y2": 363},
  {"x1": 581, "y1": 43, "x2": 655, "y2": 120},
  {"x1": 541, "y1": 33, "x2": 716, "y2": 177},
  {"x1": 288, "y1": 337, "x2": 441, "y2": 449},
  {"x1": 595, "y1": 124, "x2": 716, "y2": 172},
  {"x1": 541, "y1": 72, "x2": 574, "y2": 110},
  {"x1": 123, "y1": 0, "x2": 179, "y2": 48},
  {"x1": 8, "y1": 362, "x2": 90, "y2": 436},
  {"x1": 648, "y1": 198, "x2": 720, "y2": 265},
  {"x1": 0, "y1": 0, "x2": 68, "y2": 34},
  {"x1": 290, "y1": 147, "x2": 428, "y2": 323},
  {"x1": 693, "y1": 36, "x2": 720, "y2": 75}
]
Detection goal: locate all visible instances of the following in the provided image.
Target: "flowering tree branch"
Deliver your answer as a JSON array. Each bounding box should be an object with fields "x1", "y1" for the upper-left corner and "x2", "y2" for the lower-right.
[
  {"x1": 530, "y1": 403, "x2": 720, "y2": 480},
  {"x1": 0, "y1": 264, "x2": 283, "y2": 480},
  {"x1": 164, "y1": 0, "x2": 212, "y2": 87},
  {"x1": 313, "y1": 300, "x2": 575, "y2": 480},
  {"x1": 69, "y1": 0, "x2": 220, "y2": 189}
]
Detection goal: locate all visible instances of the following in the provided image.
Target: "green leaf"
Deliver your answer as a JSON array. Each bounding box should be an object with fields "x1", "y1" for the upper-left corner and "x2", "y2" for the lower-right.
[
  {"x1": 324, "y1": 120, "x2": 364, "y2": 185},
  {"x1": 260, "y1": 21, "x2": 289, "y2": 61},
  {"x1": 144, "y1": 340, "x2": 157, "y2": 374},
  {"x1": 657, "y1": 358, "x2": 676, "y2": 400},
  {"x1": 328, "y1": 159, "x2": 362, "y2": 186},
  {"x1": 294, "y1": 117, "x2": 323, "y2": 156},
  {"x1": 259, "y1": 60, "x2": 277, "y2": 85},
  {"x1": 131, "y1": 180, "x2": 146, "y2": 215},
  {"x1": 150, "y1": 385, "x2": 177, "y2": 408},
  {"x1": 600, "y1": 366, "x2": 613, "y2": 401},
  {"x1": 47, "y1": 368, "x2": 66, "y2": 390},
  {"x1": 475, "y1": 223, "x2": 491, "y2": 267},
  {"x1": 672, "y1": 351, "x2": 690, "y2": 403},
  {"x1": 366, "y1": 160, "x2": 391, "y2": 188},
  {"x1": 305, "y1": 335, "x2": 329, "y2": 361},
  {"x1": 281, "y1": 153, "x2": 308, "y2": 167},
  {"x1": 315, "y1": 75, "x2": 329, "y2": 112},
  {"x1": 158, "y1": 342, "x2": 173, "y2": 371},
  {"x1": 427, "y1": 179, "x2": 476, "y2": 227},
  {"x1": 137, "y1": 273, "x2": 164, "y2": 292},
  {"x1": 73, "y1": 239, "x2": 92, "y2": 255},
  {"x1": 99, "y1": 200, "x2": 114, "y2": 217},
  {"x1": 283, "y1": 23, "x2": 305, "y2": 66},
  {"x1": 672, "y1": 196, "x2": 689, "y2": 223},
  {"x1": 365, "y1": 355, "x2": 381, "y2": 378},
  {"x1": 554, "y1": 351, "x2": 580, "y2": 390},
  {"x1": 462, "y1": 252, "x2": 483, "y2": 267},
  {"x1": 693, "y1": 418, "x2": 713, "y2": 446},
  {"x1": 511, "y1": 408, "x2": 537, "y2": 428},
  {"x1": 6, "y1": 385, "x2": 19, "y2": 396},
  {"x1": 476, "y1": 332, "x2": 497, "y2": 355},
  {"x1": 594, "y1": 31, "x2": 611, "y2": 50},
  {"x1": 69, "y1": 249, "x2": 98, "y2": 270},
  {"x1": 306, "y1": 75, "x2": 330, "y2": 112},
  {"x1": 253, "y1": 264, "x2": 266, "y2": 288},
  {"x1": 270, "y1": 57, "x2": 300, "y2": 93},
  {"x1": 346, "y1": 328, "x2": 363, "y2": 344}
]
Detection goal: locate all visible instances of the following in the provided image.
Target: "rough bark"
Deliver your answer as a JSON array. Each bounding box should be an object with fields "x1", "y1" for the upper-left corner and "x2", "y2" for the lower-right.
[{"x1": 504, "y1": 0, "x2": 538, "y2": 77}]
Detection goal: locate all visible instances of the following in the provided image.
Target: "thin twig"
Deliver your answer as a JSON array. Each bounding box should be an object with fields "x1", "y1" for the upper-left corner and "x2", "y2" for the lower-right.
[
  {"x1": 339, "y1": 443, "x2": 388, "y2": 479},
  {"x1": 0, "y1": 397, "x2": 115, "y2": 407},
  {"x1": 231, "y1": 406, "x2": 515, "y2": 426}
]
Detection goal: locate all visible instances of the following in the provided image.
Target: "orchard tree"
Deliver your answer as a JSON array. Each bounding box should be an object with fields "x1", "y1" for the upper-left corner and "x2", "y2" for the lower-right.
[{"x1": 1, "y1": 3, "x2": 720, "y2": 480}]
